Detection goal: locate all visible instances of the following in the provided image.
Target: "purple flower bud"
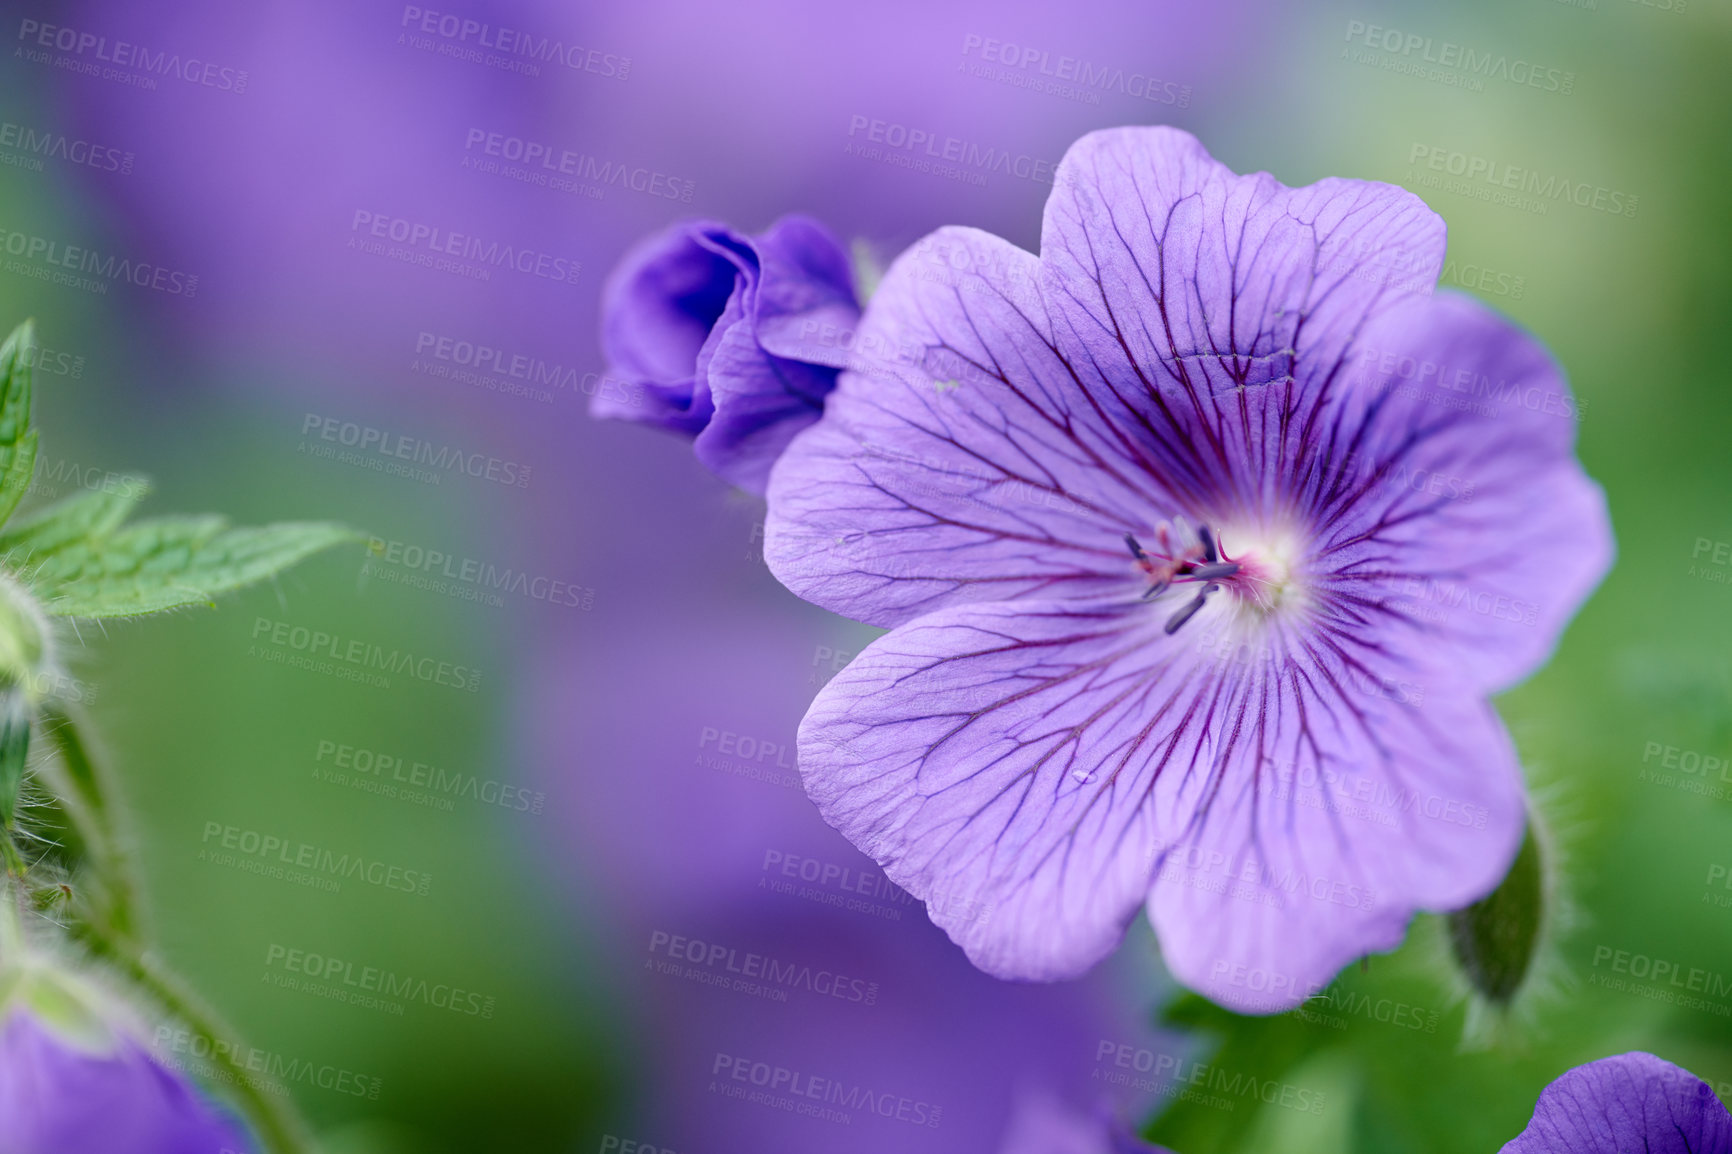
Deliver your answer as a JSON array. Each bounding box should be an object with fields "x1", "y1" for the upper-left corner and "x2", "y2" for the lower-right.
[
  {"x1": 0, "y1": 966, "x2": 253, "y2": 1154},
  {"x1": 595, "y1": 215, "x2": 861, "y2": 494}
]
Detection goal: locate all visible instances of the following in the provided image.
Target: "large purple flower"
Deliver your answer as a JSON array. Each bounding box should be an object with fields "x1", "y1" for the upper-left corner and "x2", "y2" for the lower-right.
[
  {"x1": 764, "y1": 127, "x2": 1611, "y2": 1012},
  {"x1": 0, "y1": 970, "x2": 252, "y2": 1153},
  {"x1": 594, "y1": 215, "x2": 860, "y2": 494},
  {"x1": 1502, "y1": 1053, "x2": 1732, "y2": 1153}
]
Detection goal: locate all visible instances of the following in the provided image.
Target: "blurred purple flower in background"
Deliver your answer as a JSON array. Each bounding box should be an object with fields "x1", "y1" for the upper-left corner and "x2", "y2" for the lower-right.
[
  {"x1": 1501, "y1": 1053, "x2": 1732, "y2": 1153},
  {"x1": 764, "y1": 126, "x2": 1612, "y2": 1011},
  {"x1": 594, "y1": 215, "x2": 859, "y2": 493},
  {"x1": 525, "y1": 611, "x2": 1183, "y2": 1152},
  {"x1": 0, "y1": 957, "x2": 251, "y2": 1154}
]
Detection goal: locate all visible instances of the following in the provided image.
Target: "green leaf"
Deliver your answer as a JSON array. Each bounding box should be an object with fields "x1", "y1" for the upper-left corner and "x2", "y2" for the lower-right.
[
  {"x1": 0, "y1": 477, "x2": 151, "y2": 565},
  {"x1": 26, "y1": 517, "x2": 360, "y2": 619},
  {"x1": 1446, "y1": 819, "x2": 1544, "y2": 1004},
  {"x1": 0, "y1": 321, "x2": 41, "y2": 530}
]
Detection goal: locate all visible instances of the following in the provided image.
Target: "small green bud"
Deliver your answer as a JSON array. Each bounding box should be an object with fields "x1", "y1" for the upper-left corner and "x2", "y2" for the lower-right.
[{"x1": 1448, "y1": 819, "x2": 1544, "y2": 1004}]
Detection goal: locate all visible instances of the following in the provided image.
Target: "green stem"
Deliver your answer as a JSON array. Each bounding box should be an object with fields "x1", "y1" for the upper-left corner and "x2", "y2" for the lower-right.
[
  {"x1": 36, "y1": 703, "x2": 142, "y2": 942},
  {"x1": 38, "y1": 704, "x2": 317, "y2": 1154},
  {"x1": 83, "y1": 923, "x2": 316, "y2": 1154}
]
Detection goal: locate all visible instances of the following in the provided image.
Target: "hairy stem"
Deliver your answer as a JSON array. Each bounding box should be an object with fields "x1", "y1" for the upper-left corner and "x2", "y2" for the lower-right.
[
  {"x1": 39, "y1": 704, "x2": 317, "y2": 1154},
  {"x1": 83, "y1": 922, "x2": 317, "y2": 1154}
]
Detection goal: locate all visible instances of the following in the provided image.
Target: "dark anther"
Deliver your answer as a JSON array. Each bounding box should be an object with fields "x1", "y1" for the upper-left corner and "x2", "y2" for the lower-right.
[
  {"x1": 1190, "y1": 561, "x2": 1240, "y2": 580},
  {"x1": 1142, "y1": 579, "x2": 1169, "y2": 601},
  {"x1": 1124, "y1": 532, "x2": 1147, "y2": 560},
  {"x1": 1163, "y1": 582, "x2": 1219, "y2": 635},
  {"x1": 1197, "y1": 524, "x2": 1218, "y2": 564}
]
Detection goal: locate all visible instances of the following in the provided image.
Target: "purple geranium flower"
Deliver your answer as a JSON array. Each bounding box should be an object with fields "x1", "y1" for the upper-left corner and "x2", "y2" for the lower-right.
[
  {"x1": 1502, "y1": 1052, "x2": 1732, "y2": 1153},
  {"x1": 594, "y1": 215, "x2": 860, "y2": 494},
  {"x1": 764, "y1": 127, "x2": 1611, "y2": 1012},
  {"x1": 0, "y1": 968, "x2": 252, "y2": 1154}
]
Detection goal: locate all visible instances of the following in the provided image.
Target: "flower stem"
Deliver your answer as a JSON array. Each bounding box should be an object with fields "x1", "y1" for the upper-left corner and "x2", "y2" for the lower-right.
[
  {"x1": 38, "y1": 704, "x2": 317, "y2": 1154},
  {"x1": 83, "y1": 922, "x2": 318, "y2": 1154},
  {"x1": 36, "y1": 703, "x2": 142, "y2": 942}
]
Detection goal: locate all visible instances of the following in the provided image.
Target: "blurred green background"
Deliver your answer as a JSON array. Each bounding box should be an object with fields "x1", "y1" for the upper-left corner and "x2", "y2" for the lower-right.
[{"x1": 1, "y1": 0, "x2": 1729, "y2": 1151}]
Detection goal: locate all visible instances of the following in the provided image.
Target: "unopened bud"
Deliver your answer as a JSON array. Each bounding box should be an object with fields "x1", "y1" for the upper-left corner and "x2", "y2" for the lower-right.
[{"x1": 1448, "y1": 818, "x2": 1544, "y2": 1004}]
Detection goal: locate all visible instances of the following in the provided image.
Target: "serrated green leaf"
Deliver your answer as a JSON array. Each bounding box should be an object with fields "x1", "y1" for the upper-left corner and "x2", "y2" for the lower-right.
[
  {"x1": 28, "y1": 518, "x2": 360, "y2": 618},
  {"x1": 0, "y1": 477, "x2": 151, "y2": 565},
  {"x1": 0, "y1": 321, "x2": 41, "y2": 529}
]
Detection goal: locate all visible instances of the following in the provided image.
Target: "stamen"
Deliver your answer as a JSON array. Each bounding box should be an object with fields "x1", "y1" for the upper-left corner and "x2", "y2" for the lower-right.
[
  {"x1": 1123, "y1": 532, "x2": 1147, "y2": 560},
  {"x1": 1197, "y1": 524, "x2": 1218, "y2": 564},
  {"x1": 1190, "y1": 561, "x2": 1240, "y2": 580},
  {"x1": 1163, "y1": 582, "x2": 1219, "y2": 635}
]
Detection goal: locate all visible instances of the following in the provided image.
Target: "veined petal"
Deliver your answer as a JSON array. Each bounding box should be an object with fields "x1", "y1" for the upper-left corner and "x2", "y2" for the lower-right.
[
  {"x1": 1039, "y1": 126, "x2": 1445, "y2": 511},
  {"x1": 1501, "y1": 1053, "x2": 1732, "y2": 1154},
  {"x1": 798, "y1": 592, "x2": 1524, "y2": 1008},
  {"x1": 798, "y1": 599, "x2": 1183, "y2": 981},
  {"x1": 1310, "y1": 291, "x2": 1613, "y2": 694},
  {"x1": 767, "y1": 227, "x2": 1174, "y2": 628},
  {"x1": 1146, "y1": 659, "x2": 1524, "y2": 1013}
]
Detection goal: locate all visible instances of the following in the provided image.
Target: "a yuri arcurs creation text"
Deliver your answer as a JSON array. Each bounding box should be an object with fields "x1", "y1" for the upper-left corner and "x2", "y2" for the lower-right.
[{"x1": 595, "y1": 127, "x2": 1613, "y2": 1018}]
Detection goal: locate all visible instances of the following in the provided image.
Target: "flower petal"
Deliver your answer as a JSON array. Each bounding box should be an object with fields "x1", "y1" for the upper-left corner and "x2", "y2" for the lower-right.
[
  {"x1": 693, "y1": 290, "x2": 829, "y2": 495},
  {"x1": 1310, "y1": 290, "x2": 1613, "y2": 694},
  {"x1": 798, "y1": 591, "x2": 1525, "y2": 1007},
  {"x1": 1501, "y1": 1052, "x2": 1732, "y2": 1154},
  {"x1": 750, "y1": 214, "x2": 861, "y2": 373},
  {"x1": 798, "y1": 599, "x2": 1180, "y2": 981},
  {"x1": 767, "y1": 227, "x2": 1174, "y2": 627},
  {"x1": 1039, "y1": 126, "x2": 1445, "y2": 507},
  {"x1": 1146, "y1": 671, "x2": 1524, "y2": 1013},
  {"x1": 595, "y1": 221, "x2": 746, "y2": 432}
]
